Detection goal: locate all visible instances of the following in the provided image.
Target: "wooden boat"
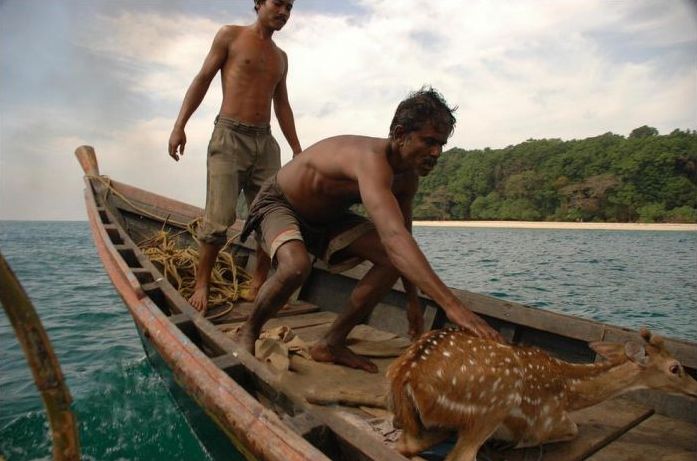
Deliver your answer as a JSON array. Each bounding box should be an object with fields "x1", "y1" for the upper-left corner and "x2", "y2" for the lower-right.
[{"x1": 76, "y1": 145, "x2": 697, "y2": 461}]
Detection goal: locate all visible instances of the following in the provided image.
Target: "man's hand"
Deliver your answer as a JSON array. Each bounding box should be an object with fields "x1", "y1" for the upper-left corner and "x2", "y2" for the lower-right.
[
  {"x1": 445, "y1": 303, "x2": 505, "y2": 343},
  {"x1": 168, "y1": 128, "x2": 186, "y2": 161}
]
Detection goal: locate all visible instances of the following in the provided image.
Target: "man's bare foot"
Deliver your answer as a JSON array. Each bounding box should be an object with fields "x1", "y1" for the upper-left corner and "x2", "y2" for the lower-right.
[
  {"x1": 188, "y1": 285, "x2": 209, "y2": 313},
  {"x1": 233, "y1": 323, "x2": 257, "y2": 355},
  {"x1": 310, "y1": 342, "x2": 378, "y2": 373}
]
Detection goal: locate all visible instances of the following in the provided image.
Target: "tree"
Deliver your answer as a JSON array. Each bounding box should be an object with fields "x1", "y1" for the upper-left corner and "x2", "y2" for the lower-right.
[
  {"x1": 411, "y1": 128, "x2": 697, "y2": 223},
  {"x1": 629, "y1": 125, "x2": 659, "y2": 139}
]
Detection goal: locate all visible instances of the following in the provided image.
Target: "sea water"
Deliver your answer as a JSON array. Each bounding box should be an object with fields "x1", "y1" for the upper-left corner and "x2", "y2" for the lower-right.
[{"x1": 1, "y1": 221, "x2": 695, "y2": 460}]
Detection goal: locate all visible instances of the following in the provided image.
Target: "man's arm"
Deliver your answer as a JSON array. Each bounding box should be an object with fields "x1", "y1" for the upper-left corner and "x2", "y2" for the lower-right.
[
  {"x1": 358, "y1": 160, "x2": 502, "y2": 342},
  {"x1": 396, "y1": 178, "x2": 424, "y2": 339},
  {"x1": 273, "y1": 51, "x2": 302, "y2": 156},
  {"x1": 168, "y1": 26, "x2": 232, "y2": 161}
]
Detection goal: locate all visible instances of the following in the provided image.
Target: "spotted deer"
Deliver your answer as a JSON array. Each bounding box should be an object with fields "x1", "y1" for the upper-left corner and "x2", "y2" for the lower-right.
[{"x1": 387, "y1": 327, "x2": 697, "y2": 461}]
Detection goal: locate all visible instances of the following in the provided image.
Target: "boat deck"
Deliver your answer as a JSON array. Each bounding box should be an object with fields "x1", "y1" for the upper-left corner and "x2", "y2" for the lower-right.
[{"x1": 208, "y1": 304, "x2": 697, "y2": 461}]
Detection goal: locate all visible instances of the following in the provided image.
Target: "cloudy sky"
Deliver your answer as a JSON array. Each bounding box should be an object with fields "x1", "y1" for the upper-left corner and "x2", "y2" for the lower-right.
[{"x1": 1, "y1": 0, "x2": 695, "y2": 220}]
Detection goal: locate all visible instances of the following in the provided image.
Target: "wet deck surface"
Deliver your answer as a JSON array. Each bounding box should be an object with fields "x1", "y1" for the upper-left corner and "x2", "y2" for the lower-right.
[{"x1": 212, "y1": 305, "x2": 697, "y2": 461}]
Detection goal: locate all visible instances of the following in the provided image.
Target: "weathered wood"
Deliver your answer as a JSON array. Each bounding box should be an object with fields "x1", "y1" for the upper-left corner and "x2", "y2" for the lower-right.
[
  {"x1": 74, "y1": 145, "x2": 99, "y2": 176},
  {"x1": 212, "y1": 300, "x2": 320, "y2": 325},
  {"x1": 0, "y1": 253, "x2": 81, "y2": 461},
  {"x1": 492, "y1": 398, "x2": 654, "y2": 461},
  {"x1": 83, "y1": 175, "x2": 330, "y2": 461},
  {"x1": 243, "y1": 311, "x2": 337, "y2": 331},
  {"x1": 587, "y1": 412, "x2": 697, "y2": 461}
]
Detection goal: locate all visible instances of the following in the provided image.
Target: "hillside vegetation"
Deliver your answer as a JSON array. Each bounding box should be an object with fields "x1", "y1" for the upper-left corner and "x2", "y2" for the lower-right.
[{"x1": 413, "y1": 127, "x2": 697, "y2": 223}]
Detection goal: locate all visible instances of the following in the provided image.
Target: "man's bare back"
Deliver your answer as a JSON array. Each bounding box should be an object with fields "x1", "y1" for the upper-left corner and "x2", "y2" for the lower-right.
[{"x1": 277, "y1": 136, "x2": 416, "y2": 223}]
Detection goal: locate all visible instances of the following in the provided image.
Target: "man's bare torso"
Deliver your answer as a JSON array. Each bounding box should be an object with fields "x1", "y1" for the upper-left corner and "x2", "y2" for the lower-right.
[
  {"x1": 219, "y1": 25, "x2": 286, "y2": 125},
  {"x1": 277, "y1": 136, "x2": 417, "y2": 223}
]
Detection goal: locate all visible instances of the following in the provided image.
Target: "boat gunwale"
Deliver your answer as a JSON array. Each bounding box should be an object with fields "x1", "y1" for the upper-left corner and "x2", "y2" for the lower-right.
[{"x1": 82, "y1": 176, "x2": 332, "y2": 461}]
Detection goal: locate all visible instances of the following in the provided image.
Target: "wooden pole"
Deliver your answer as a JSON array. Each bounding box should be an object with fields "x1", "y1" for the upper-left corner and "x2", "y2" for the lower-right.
[
  {"x1": 0, "y1": 252, "x2": 80, "y2": 461},
  {"x1": 74, "y1": 145, "x2": 100, "y2": 176}
]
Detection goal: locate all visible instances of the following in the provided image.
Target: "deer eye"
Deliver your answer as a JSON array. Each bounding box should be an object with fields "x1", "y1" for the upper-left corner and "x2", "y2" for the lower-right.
[{"x1": 669, "y1": 363, "x2": 681, "y2": 375}]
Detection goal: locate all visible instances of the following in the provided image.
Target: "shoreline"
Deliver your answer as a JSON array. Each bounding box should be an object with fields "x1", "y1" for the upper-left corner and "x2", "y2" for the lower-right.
[{"x1": 413, "y1": 220, "x2": 697, "y2": 231}]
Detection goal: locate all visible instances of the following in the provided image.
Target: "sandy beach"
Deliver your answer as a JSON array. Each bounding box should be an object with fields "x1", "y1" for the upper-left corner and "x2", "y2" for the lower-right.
[{"x1": 413, "y1": 220, "x2": 697, "y2": 231}]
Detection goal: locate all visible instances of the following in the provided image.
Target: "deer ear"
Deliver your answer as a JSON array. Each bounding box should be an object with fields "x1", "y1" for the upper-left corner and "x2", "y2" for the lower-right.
[
  {"x1": 624, "y1": 341, "x2": 649, "y2": 366},
  {"x1": 589, "y1": 341, "x2": 626, "y2": 362}
]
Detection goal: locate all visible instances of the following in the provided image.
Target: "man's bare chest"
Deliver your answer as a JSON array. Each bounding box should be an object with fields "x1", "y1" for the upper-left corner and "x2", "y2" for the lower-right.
[{"x1": 230, "y1": 45, "x2": 283, "y2": 80}]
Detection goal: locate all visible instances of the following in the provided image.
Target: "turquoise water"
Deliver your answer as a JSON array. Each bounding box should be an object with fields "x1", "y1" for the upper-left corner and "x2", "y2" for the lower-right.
[
  {"x1": 414, "y1": 226, "x2": 697, "y2": 342},
  {"x1": 1, "y1": 221, "x2": 695, "y2": 460},
  {"x1": 0, "y1": 221, "x2": 211, "y2": 461}
]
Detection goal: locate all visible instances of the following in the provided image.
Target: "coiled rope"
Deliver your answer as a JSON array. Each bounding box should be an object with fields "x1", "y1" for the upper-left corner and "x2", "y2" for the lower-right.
[{"x1": 96, "y1": 176, "x2": 251, "y2": 319}]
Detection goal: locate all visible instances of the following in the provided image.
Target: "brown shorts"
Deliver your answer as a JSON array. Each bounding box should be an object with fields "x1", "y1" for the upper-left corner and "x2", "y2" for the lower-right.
[
  {"x1": 240, "y1": 176, "x2": 375, "y2": 273},
  {"x1": 197, "y1": 115, "x2": 281, "y2": 246}
]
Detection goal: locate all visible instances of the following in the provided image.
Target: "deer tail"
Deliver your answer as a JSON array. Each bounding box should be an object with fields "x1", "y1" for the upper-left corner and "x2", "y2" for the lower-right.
[{"x1": 388, "y1": 374, "x2": 423, "y2": 435}]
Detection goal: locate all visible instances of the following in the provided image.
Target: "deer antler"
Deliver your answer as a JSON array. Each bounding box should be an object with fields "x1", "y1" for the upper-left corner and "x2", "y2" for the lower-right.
[{"x1": 640, "y1": 327, "x2": 666, "y2": 350}]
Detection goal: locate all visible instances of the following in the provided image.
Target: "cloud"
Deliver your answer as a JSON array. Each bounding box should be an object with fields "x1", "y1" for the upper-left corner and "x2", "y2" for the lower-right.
[
  {"x1": 79, "y1": 12, "x2": 221, "y2": 102},
  {"x1": 279, "y1": 0, "x2": 696, "y2": 150},
  {"x1": 1, "y1": 0, "x2": 695, "y2": 219}
]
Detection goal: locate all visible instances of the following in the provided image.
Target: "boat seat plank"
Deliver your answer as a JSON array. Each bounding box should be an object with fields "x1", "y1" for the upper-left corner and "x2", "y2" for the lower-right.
[
  {"x1": 208, "y1": 300, "x2": 319, "y2": 324},
  {"x1": 217, "y1": 311, "x2": 337, "y2": 334},
  {"x1": 586, "y1": 412, "x2": 697, "y2": 461}
]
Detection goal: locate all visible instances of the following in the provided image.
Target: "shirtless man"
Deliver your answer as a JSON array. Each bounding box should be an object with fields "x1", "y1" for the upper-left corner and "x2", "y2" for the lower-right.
[
  {"x1": 168, "y1": 0, "x2": 302, "y2": 313},
  {"x1": 238, "y1": 87, "x2": 504, "y2": 373}
]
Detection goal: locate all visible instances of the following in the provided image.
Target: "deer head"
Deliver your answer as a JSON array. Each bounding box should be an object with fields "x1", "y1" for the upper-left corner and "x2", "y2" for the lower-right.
[{"x1": 589, "y1": 328, "x2": 697, "y2": 398}]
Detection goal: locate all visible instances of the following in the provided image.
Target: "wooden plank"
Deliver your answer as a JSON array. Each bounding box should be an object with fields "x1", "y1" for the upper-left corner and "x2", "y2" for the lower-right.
[
  {"x1": 218, "y1": 311, "x2": 337, "y2": 333},
  {"x1": 587, "y1": 413, "x2": 697, "y2": 461},
  {"x1": 210, "y1": 300, "x2": 320, "y2": 324},
  {"x1": 489, "y1": 397, "x2": 653, "y2": 461}
]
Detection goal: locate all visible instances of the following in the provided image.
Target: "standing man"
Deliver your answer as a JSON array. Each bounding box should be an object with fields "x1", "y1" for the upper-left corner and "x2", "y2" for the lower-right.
[
  {"x1": 168, "y1": 0, "x2": 302, "y2": 313},
  {"x1": 238, "y1": 87, "x2": 504, "y2": 373}
]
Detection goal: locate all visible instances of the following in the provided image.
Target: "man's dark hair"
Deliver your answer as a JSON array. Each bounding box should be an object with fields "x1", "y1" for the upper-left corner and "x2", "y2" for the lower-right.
[
  {"x1": 389, "y1": 86, "x2": 457, "y2": 138},
  {"x1": 254, "y1": 0, "x2": 264, "y2": 13}
]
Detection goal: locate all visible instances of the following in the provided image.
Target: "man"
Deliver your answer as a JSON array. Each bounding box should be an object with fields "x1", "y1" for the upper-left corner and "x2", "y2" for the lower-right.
[
  {"x1": 168, "y1": 0, "x2": 302, "y2": 313},
  {"x1": 238, "y1": 87, "x2": 503, "y2": 373}
]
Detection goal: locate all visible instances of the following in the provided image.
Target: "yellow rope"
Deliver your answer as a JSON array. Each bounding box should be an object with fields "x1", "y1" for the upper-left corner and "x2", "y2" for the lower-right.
[
  {"x1": 95, "y1": 176, "x2": 191, "y2": 228},
  {"x1": 140, "y1": 230, "x2": 252, "y2": 318},
  {"x1": 91, "y1": 176, "x2": 250, "y2": 318}
]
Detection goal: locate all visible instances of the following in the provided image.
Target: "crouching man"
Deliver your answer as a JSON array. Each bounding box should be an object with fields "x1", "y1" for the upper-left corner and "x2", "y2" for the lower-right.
[{"x1": 238, "y1": 87, "x2": 503, "y2": 372}]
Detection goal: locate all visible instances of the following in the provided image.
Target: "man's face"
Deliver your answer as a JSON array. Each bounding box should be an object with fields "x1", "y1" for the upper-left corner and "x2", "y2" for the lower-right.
[
  {"x1": 399, "y1": 123, "x2": 450, "y2": 177},
  {"x1": 258, "y1": 0, "x2": 294, "y2": 31}
]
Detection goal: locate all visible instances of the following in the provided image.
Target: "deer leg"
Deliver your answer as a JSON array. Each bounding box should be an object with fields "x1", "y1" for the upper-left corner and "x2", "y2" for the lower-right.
[
  {"x1": 397, "y1": 428, "x2": 451, "y2": 457},
  {"x1": 540, "y1": 415, "x2": 578, "y2": 444},
  {"x1": 444, "y1": 431, "x2": 484, "y2": 461},
  {"x1": 446, "y1": 423, "x2": 501, "y2": 461},
  {"x1": 513, "y1": 415, "x2": 578, "y2": 448}
]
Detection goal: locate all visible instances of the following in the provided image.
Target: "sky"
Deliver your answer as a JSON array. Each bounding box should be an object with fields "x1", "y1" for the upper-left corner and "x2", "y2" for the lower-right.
[{"x1": 1, "y1": 0, "x2": 695, "y2": 221}]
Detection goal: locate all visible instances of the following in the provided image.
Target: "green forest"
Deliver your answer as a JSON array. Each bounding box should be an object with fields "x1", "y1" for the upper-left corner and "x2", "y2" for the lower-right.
[{"x1": 413, "y1": 126, "x2": 697, "y2": 223}]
